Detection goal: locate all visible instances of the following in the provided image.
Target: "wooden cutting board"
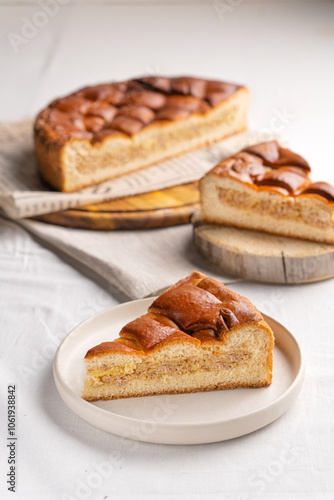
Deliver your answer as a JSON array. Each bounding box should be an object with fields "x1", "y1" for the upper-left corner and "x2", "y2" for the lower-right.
[
  {"x1": 193, "y1": 222, "x2": 334, "y2": 284},
  {"x1": 33, "y1": 183, "x2": 200, "y2": 230}
]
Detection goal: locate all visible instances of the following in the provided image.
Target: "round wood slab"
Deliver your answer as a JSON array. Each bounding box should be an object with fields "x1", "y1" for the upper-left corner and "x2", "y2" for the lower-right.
[
  {"x1": 34, "y1": 183, "x2": 199, "y2": 230},
  {"x1": 193, "y1": 223, "x2": 334, "y2": 284}
]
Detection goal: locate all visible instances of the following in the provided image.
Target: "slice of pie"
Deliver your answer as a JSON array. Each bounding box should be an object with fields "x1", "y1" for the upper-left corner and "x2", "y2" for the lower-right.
[
  {"x1": 82, "y1": 272, "x2": 274, "y2": 401},
  {"x1": 199, "y1": 140, "x2": 334, "y2": 244}
]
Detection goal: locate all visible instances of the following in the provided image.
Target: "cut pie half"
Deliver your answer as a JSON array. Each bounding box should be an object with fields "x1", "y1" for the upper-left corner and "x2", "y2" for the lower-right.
[
  {"x1": 82, "y1": 272, "x2": 274, "y2": 401},
  {"x1": 199, "y1": 140, "x2": 334, "y2": 244},
  {"x1": 34, "y1": 76, "x2": 249, "y2": 192}
]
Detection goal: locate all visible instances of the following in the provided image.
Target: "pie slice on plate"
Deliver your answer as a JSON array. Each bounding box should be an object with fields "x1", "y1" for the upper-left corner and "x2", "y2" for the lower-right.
[{"x1": 82, "y1": 272, "x2": 274, "y2": 401}]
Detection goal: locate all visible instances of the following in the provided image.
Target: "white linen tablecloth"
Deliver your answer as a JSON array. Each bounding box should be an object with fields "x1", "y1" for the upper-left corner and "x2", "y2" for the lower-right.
[
  {"x1": 1, "y1": 2, "x2": 334, "y2": 499},
  {"x1": 1, "y1": 215, "x2": 334, "y2": 500}
]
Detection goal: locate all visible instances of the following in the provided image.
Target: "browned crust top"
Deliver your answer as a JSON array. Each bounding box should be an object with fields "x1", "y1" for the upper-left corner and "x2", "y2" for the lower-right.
[
  {"x1": 85, "y1": 271, "x2": 264, "y2": 358},
  {"x1": 208, "y1": 140, "x2": 334, "y2": 203},
  {"x1": 34, "y1": 76, "x2": 244, "y2": 146}
]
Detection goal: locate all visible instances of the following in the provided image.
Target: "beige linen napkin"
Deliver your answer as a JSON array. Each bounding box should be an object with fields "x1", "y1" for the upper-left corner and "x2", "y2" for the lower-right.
[
  {"x1": 0, "y1": 119, "x2": 272, "y2": 297},
  {"x1": 0, "y1": 119, "x2": 263, "y2": 219},
  {"x1": 18, "y1": 217, "x2": 238, "y2": 299}
]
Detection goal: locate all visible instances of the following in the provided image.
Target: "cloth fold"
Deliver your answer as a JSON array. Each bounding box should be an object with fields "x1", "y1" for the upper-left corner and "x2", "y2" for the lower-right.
[{"x1": 18, "y1": 218, "x2": 239, "y2": 299}]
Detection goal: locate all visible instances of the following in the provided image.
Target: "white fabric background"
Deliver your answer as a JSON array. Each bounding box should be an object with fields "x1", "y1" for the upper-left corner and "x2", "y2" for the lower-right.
[{"x1": 1, "y1": 1, "x2": 334, "y2": 499}]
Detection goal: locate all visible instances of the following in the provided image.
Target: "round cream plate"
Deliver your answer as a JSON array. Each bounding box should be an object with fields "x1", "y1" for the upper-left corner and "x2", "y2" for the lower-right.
[{"x1": 53, "y1": 298, "x2": 305, "y2": 445}]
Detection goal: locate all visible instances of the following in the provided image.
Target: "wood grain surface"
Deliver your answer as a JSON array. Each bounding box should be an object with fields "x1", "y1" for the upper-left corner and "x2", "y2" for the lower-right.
[
  {"x1": 193, "y1": 222, "x2": 334, "y2": 284},
  {"x1": 33, "y1": 183, "x2": 200, "y2": 230}
]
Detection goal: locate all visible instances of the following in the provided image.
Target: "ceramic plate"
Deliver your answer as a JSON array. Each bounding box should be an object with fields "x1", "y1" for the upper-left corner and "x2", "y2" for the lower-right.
[{"x1": 53, "y1": 298, "x2": 304, "y2": 445}]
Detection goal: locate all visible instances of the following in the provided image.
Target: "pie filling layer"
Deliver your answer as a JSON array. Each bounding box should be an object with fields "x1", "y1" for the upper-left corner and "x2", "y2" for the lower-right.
[
  {"x1": 85, "y1": 352, "x2": 250, "y2": 389},
  {"x1": 217, "y1": 186, "x2": 334, "y2": 229}
]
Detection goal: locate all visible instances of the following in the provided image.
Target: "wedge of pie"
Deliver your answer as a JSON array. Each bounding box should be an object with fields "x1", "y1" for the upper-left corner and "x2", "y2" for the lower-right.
[{"x1": 82, "y1": 272, "x2": 274, "y2": 401}]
